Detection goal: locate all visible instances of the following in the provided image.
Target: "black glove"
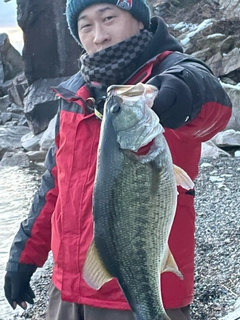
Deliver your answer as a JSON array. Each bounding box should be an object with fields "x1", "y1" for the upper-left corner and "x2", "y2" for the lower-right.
[
  {"x1": 147, "y1": 73, "x2": 192, "y2": 129},
  {"x1": 4, "y1": 265, "x2": 36, "y2": 310}
]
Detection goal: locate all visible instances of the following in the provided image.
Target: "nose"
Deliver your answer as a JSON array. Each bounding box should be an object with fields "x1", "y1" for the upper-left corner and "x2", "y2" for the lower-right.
[{"x1": 93, "y1": 24, "x2": 110, "y2": 46}]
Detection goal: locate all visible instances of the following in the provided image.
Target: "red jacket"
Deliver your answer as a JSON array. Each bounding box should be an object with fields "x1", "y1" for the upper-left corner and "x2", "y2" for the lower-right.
[{"x1": 7, "y1": 19, "x2": 232, "y2": 310}]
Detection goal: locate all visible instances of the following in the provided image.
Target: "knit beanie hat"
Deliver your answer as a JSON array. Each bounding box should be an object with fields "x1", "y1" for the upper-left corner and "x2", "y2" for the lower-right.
[{"x1": 66, "y1": 0, "x2": 151, "y2": 45}]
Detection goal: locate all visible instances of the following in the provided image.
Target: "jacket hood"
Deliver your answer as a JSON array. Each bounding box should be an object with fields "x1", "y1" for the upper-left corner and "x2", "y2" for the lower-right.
[{"x1": 135, "y1": 16, "x2": 183, "y2": 69}]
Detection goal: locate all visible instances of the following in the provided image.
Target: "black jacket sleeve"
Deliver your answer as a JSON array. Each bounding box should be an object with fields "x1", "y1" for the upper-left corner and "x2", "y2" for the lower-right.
[{"x1": 147, "y1": 60, "x2": 232, "y2": 130}]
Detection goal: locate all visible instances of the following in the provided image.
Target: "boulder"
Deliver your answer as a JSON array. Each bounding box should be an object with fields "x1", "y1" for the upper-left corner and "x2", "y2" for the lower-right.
[
  {"x1": 23, "y1": 77, "x2": 67, "y2": 135},
  {"x1": 0, "y1": 112, "x2": 12, "y2": 125},
  {"x1": 207, "y1": 48, "x2": 240, "y2": 77},
  {"x1": 221, "y1": 82, "x2": 240, "y2": 131},
  {"x1": 0, "y1": 95, "x2": 11, "y2": 112},
  {"x1": 7, "y1": 72, "x2": 28, "y2": 107},
  {"x1": 0, "y1": 33, "x2": 24, "y2": 83},
  {"x1": 0, "y1": 79, "x2": 12, "y2": 97},
  {"x1": 219, "y1": 0, "x2": 240, "y2": 20},
  {"x1": 212, "y1": 129, "x2": 240, "y2": 147},
  {"x1": 0, "y1": 56, "x2": 3, "y2": 85},
  {"x1": 16, "y1": 0, "x2": 82, "y2": 85},
  {"x1": 26, "y1": 150, "x2": 47, "y2": 162},
  {"x1": 201, "y1": 141, "x2": 230, "y2": 158},
  {"x1": 7, "y1": 103, "x2": 25, "y2": 114},
  {"x1": 21, "y1": 131, "x2": 43, "y2": 151},
  {"x1": 0, "y1": 125, "x2": 30, "y2": 159},
  {"x1": 178, "y1": 19, "x2": 216, "y2": 53},
  {"x1": 0, "y1": 151, "x2": 30, "y2": 167}
]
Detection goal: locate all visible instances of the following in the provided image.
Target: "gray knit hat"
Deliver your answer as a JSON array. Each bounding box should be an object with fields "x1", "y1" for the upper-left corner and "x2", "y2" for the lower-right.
[{"x1": 66, "y1": 0, "x2": 151, "y2": 45}]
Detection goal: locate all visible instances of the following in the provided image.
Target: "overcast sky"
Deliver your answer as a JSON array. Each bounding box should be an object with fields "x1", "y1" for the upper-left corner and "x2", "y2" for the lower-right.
[
  {"x1": 0, "y1": 0, "x2": 18, "y2": 28},
  {"x1": 0, "y1": 0, "x2": 23, "y2": 53}
]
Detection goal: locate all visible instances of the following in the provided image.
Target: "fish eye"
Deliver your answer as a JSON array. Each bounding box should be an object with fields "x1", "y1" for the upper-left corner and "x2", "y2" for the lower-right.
[{"x1": 110, "y1": 104, "x2": 121, "y2": 114}]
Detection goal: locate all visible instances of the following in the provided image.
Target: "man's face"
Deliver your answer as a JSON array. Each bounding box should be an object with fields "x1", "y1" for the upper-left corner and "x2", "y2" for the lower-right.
[{"x1": 78, "y1": 3, "x2": 144, "y2": 54}]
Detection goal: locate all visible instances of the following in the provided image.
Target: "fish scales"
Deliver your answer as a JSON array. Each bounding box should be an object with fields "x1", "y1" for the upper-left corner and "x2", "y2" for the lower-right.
[
  {"x1": 84, "y1": 83, "x2": 193, "y2": 320},
  {"x1": 95, "y1": 142, "x2": 176, "y2": 320}
]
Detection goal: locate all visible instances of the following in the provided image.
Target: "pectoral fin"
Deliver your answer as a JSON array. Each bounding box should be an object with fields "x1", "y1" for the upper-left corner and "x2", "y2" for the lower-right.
[
  {"x1": 83, "y1": 240, "x2": 113, "y2": 290},
  {"x1": 173, "y1": 165, "x2": 194, "y2": 190},
  {"x1": 161, "y1": 247, "x2": 183, "y2": 280}
]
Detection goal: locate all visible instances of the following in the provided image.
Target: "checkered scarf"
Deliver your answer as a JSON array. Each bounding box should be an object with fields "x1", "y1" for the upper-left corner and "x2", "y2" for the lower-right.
[{"x1": 80, "y1": 30, "x2": 153, "y2": 88}]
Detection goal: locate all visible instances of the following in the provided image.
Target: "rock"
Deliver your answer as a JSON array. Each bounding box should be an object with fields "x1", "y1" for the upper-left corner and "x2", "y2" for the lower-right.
[
  {"x1": 17, "y1": 115, "x2": 28, "y2": 126},
  {"x1": 7, "y1": 72, "x2": 28, "y2": 107},
  {"x1": 212, "y1": 129, "x2": 240, "y2": 147},
  {"x1": 0, "y1": 150, "x2": 30, "y2": 167},
  {"x1": 190, "y1": 47, "x2": 213, "y2": 61},
  {"x1": 0, "y1": 78, "x2": 12, "y2": 97},
  {"x1": 23, "y1": 77, "x2": 67, "y2": 135},
  {"x1": 219, "y1": 0, "x2": 240, "y2": 20},
  {"x1": 218, "y1": 35, "x2": 236, "y2": 53},
  {"x1": 21, "y1": 131, "x2": 43, "y2": 152},
  {"x1": 191, "y1": 31, "x2": 226, "y2": 57},
  {"x1": 155, "y1": 0, "x2": 240, "y2": 82},
  {"x1": 16, "y1": 0, "x2": 82, "y2": 85},
  {"x1": 207, "y1": 48, "x2": 240, "y2": 77},
  {"x1": 179, "y1": 19, "x2": 215, "y2": 51},
  {"x1": 11, "y1": 113, "x2": 24, "y2": 121},
  {"x1": 26, "y1": 150, "x2": 47, "y2": 162},
  {"x1": 0, "y1": 57, "x2": 4, "y2": 85},
  {"x1": 0, "y1": 112, "x2": 12, "y2": 124},
  {"x1": 0, "y1": 95, "x2": 11, "y2": 112},
  {"x1": 0, "y1": 125, "x2": 30, "y2": 159},
  {"x1": 7, "y1": 102, "x2": 24, "y2": 114},
  {"x1": 201, "y1": 141, "x2": 230, "y2": 158},
  {"x1": 4, "y1": 120, "x2": 18, "y2": 126},
  {"x1": 221, "y1": 82, "x2": 240, "y2": 131},
  {"x1": 0, "y1": 33, "x2": 24, "y2": 82}
]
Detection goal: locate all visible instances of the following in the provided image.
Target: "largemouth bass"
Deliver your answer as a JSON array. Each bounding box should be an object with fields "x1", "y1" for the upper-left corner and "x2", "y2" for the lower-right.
[{"x1": 83, "y1": 83, "x2": 194, "y2": 320}]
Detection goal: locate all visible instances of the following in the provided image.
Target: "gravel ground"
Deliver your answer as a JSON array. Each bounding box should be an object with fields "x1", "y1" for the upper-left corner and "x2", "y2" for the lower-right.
[
  {"x1": 11, "y1": 156, "x2": 240, "y2": 320},
  {"x1": 192, "y1": 156, "x2": 240, "y2": 320}
]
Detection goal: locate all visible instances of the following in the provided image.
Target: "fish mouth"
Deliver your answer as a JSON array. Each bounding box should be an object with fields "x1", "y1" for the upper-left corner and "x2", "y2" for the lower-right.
[
  {"x1": 107, "y1": 84, "x2": 145, "y2": 97},
  {"x1": 107, "y1": 83, "x2": 158, "y2": 98}
]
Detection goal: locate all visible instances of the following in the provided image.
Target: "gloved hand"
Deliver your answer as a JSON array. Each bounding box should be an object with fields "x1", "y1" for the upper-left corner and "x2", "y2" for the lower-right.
[
  {"x1": 147, "y1": 73, "x2": 192, "y2": 129},
  {"x1": 4, "y1": 265, "x2": 36, "y2": 310}
]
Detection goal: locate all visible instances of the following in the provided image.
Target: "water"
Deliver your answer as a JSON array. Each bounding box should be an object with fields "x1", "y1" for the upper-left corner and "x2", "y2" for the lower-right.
[{"x1": 0, "y1": 164, "x2": 45, "y2": 319}]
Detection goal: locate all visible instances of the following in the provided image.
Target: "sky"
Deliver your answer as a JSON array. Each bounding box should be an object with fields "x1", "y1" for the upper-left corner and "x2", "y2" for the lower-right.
[{"x1": 0, "y1": 0, "x2": 23, "y2": 53}]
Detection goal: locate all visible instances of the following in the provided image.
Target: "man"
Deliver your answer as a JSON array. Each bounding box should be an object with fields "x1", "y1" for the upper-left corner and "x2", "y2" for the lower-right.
[{"x1": 4, "y1": 0, "x2": 232, "y2": 319}]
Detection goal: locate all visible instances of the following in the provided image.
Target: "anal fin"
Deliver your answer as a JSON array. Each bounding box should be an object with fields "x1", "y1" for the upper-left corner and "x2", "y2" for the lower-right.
[
  {"x1": 83, "y1": 240, "x2": 113, "y2": 290},
  {"x1": 161, "y1": 247, "x2": 183, "y2": 280}
]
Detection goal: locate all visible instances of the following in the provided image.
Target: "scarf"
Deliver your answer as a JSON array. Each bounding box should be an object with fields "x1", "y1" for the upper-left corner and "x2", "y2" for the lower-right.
[{"x1": 80, "y1": 30, "x2": 153, "y2": 88}]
